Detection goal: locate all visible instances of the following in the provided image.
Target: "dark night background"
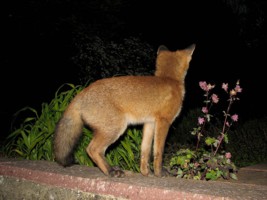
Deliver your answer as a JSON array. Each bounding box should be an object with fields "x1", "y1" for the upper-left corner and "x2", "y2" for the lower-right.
[{"x1": 1, "y1": 0, "x2": 267, "y2": 140}]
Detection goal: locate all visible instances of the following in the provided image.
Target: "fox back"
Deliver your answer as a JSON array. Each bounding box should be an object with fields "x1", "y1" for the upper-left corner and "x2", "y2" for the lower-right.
[{"x1": 53, "y1": 44, "x2": 195, "y2": 178}]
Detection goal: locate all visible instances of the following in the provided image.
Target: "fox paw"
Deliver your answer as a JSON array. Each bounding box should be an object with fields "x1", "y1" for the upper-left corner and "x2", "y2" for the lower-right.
[{"x1": 109, "y1": 166, "x2": 125, "y2": 178}]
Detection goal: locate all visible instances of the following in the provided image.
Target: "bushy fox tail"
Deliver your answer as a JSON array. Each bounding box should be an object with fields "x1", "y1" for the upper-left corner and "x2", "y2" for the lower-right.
[{"x1": 53, "y1": 108, "x2": 83, "y2": 167}]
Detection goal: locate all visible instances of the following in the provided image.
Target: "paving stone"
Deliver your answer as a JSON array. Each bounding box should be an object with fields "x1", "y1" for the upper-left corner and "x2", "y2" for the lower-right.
[{"x1": 0, "y1": 158, "x2": 266, "y2": 200}]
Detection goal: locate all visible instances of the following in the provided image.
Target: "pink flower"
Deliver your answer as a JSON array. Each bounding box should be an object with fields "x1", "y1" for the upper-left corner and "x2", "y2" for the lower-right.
[
  {"x1": 207, "y1": 83, "x2": 215, "y2": 91},
  {"x1": 234, "y1": 85, "x2": 242, "y2": 93},
  {"x1": 225, "y1": 152, "x2": 232, "y2": 159},
  {"x1": 199, "y1": 81, "x2": 215, "y2": 91},
  {"x1": 202, "y1": 107, "x2": 208, "y2": 114},
  {"x1": 199, "y1": 81, "x2": 208, "y2": 91},
  {"x1": 198, "y1": 117, "x2": 205, "y2": 125},
  {"x1": 211, "y1": 94, "x2": 219, "y2": 103},
  {"x1": 222, "y1": 83, "x2": 228, "y2": 92},
  {"x1": 226, "y1": 121, "x2": 230, "y2": 127},
  {"x1": 231, "y1": 114, "x2": 238, "y2": 122}
]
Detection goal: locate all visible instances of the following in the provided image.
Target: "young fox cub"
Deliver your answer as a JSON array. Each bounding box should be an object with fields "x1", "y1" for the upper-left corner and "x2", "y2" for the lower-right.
[{"x1": 53, "y1": 44, "x2": 195, "y2": 178}]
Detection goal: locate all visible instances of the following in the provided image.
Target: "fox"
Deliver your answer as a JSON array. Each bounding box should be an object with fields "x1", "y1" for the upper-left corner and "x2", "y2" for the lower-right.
[{"x1": 53, "y1": 44, "x2": 196, "y2": 178}]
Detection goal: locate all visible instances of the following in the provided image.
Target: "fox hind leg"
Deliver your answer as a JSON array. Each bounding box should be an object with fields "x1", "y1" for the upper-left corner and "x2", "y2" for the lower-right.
[{"x1": 86, "y1": 123, "x2": 127, "y2": 178}]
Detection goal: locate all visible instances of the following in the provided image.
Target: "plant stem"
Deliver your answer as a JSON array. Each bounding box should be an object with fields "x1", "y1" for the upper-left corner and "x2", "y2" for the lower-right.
[
  {"x1": 196, "y1": 91, "x2": 210, "y2": 151},
  {"x1": 213, "y1": 98, "x2": 233, "y2": 156}
]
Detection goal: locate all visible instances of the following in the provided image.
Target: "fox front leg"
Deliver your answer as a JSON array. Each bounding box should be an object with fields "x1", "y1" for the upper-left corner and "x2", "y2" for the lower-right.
[{"x1": 153, "y1": 119, "x2": 171, "y2": 177}]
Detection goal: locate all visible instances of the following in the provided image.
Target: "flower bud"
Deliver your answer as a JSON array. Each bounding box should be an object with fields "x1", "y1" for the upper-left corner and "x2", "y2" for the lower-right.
[{"x1": 230, "y1": 89, "x2": 236, "y2": 96}]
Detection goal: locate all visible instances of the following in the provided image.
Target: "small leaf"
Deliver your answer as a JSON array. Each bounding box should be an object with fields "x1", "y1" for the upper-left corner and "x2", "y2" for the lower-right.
[
  {"x1": 230, "y1": 173, "x2": 238, "y2": 180},
  {"x1": 213, "y1": 139, "x2": 220, "y2": 147},
  {"x1": 205, "y1": 137, "x2": 216, "y2": 146},
  {"x1": 224, "y1": 134, "x2": 229, "y2": 144}
]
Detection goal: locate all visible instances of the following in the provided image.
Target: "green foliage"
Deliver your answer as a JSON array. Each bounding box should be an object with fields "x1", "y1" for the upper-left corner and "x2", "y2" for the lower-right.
[
  {"x1": 3, "y1": 83, "x2": 85, "y2": 160},
  {"x1": 3, "y1": 79, "x2": 266, "y2": 179},
  {"x1": 3, "y1": 83, "x2": 143, "y2": 173},
  {"x1": 170, "y1": 148, "x2": 237, "y2": 180},
  {"x1": 74, "y1": 128, "x2": 95, "y2": 167},
  {"x1": 73, "y1": 127, "x2": 142, "y2": 173},
  {"x1": 106, "y1": 128, "x2": 142, "y2": 172}
]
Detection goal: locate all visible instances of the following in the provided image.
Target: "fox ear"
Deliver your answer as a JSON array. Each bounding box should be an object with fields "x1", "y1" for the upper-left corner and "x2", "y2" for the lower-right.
[
  {"x1": 157, "y1": 45, "x2": 169, "y2": 54},
  {"x1": 185, "y1": 44, "x2": 196, "y2": 56}
]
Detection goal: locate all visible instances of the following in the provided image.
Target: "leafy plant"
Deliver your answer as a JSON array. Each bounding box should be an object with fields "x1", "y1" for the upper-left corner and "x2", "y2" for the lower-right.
[
  {"x1": 74, "y1": 127, "x2": 142, "y2": 173},
  {"x1": 106, "y1": 128, "x2": 142, "y2": 172},
  {"x1": 74, "y1": 127, "x2": 95, "y2": 167},
  {"x1": 170, "y1": 80, "x2": 242, "y2": 181},
  {"x1": 3, "y1": 83, "x2": 85, "y2": 160},
  {"x1": 3, "y1": 82, "x2": 143, "y2": 173}
]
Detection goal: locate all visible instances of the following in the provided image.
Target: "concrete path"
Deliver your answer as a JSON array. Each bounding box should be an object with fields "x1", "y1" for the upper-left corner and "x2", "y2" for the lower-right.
[{"x1": 0, "y1": 158, "x2": 266, "y2": 200}]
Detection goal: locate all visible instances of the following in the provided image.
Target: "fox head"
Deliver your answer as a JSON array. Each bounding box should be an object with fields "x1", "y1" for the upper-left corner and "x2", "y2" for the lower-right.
[{"x1": 155, "y1": 44, "x2": 195, "y2": 81}]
